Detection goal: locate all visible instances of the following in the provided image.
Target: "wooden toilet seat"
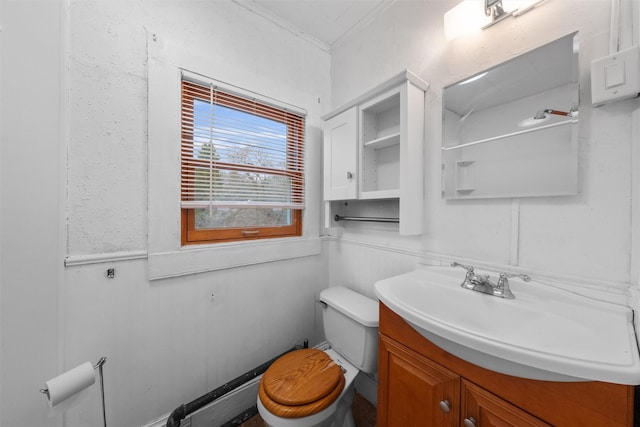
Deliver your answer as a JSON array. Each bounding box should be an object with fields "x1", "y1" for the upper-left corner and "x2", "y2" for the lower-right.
[{"x1": 258, "y1": 349, "x2": 345, "y2": 418}]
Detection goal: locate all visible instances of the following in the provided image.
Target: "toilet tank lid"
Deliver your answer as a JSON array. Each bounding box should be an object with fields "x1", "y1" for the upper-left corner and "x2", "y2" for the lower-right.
[{"x1": 320, "y1": 287, "x2": 379, "y2": 327}]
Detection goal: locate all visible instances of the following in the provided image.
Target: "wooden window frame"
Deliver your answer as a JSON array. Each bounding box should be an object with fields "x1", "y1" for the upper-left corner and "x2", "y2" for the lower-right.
[{"x1": 181, "y1": 81, "x2": 304, "y2": 245}]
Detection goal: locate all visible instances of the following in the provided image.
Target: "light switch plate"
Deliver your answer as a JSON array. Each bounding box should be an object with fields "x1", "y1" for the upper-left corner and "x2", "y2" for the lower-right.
[{"x1": 591, "y1": 45, "x2": 640, "y2": 106}]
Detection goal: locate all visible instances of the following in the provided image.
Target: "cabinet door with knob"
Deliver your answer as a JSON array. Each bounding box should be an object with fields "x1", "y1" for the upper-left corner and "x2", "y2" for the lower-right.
[
  {"x1": 377, "y1": 303, "x2": 633, "y2": 427},
  {"x1": 378, "y1": 335, "x2": 460, "y2": 427},
  {"x1": 323, "y1": 106, "x2": 358, "y2": 201},
  {"x1": 461, "y1": 379, "x2": 551, "y2": 427},
  {"x1": 379, "y1": 334, "x2": 551, "y2": 427}
]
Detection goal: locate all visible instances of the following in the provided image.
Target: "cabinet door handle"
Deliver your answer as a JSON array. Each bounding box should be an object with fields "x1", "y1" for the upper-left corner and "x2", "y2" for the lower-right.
[
  {"x1": 346, "y1": 171, "x2": 353, "y2": 180},
  {"x1": 439, "y1": 400, "x2": 451, "y2": 413},
  {"x1": 463, "y1": 417, "x2": 477, "y2": 427}
]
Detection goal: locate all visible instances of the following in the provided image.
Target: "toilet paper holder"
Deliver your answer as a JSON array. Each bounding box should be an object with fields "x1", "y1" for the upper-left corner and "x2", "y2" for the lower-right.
[{"x1": 41, "y1": 356, "x2": 107, "y2": 427}]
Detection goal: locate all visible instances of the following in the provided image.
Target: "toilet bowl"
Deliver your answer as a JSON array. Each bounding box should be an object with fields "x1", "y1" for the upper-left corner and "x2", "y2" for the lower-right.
[
  {"x1": 257, "y1": 348, "x2": 358, "y2": 427},
  {"x1": 257, "y1": 287, "x2": 379, "y2": 427}
]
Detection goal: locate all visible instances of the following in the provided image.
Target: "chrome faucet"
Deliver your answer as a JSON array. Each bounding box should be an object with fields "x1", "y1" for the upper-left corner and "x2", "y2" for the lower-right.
[{"x1": 451, "y1": 262, "x2": 530, "y2": 299}]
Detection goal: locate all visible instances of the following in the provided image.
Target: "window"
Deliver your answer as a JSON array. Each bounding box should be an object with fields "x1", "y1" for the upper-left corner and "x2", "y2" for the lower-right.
[
  {"x1": 180, "y1": 79, "x2": 305, "y2": 244},
  {"x1": 181, "y1": 80, "x2": 304, "y2": 245},
  {"x1": 148, "y1": 61, "x2": 320, "y2": 278}
]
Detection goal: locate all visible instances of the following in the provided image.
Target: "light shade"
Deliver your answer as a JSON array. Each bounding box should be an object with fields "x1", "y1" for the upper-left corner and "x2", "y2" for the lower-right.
[
  {"x1": 444, "y1": 0, "x2": 490, "y2": 40},
  {"x1": 444, "y1": 0, "x2": 547, "y2": 41}
]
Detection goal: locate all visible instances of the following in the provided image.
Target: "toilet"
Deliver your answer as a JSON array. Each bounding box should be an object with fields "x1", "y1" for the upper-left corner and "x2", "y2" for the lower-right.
[{"x1": 257, "y1": 287, "x2": 379, "y2": 427}]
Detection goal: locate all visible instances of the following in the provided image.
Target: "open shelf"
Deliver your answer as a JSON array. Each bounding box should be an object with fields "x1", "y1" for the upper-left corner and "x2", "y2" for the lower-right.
[
  {"x1": 363, "y1": 132, "x2": 401, "y2": 150},
  {"x1": 360, "y1": 189, "x2": 401, "y2": 200},
  {"x1": 361, "y1": 90, "x2": 401, "y2": 196}
]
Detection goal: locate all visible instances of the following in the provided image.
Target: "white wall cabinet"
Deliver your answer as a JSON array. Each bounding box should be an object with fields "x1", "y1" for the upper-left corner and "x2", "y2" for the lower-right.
[
  {"x1": 323, "y1": 107, "x2": 358, "y2": 201},
  {"x1": 322, "y1": 70, "x2": 428, "y2": 235}
]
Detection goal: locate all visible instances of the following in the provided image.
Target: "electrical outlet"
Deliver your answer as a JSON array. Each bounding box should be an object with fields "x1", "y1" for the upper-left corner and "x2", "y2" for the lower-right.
[{"x1": 106, "y1": 268, "x2": 115, "y2": 279}]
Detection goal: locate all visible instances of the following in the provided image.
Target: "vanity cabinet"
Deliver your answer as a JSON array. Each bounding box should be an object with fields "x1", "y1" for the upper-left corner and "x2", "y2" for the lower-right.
[
  {"x1": 322, "y1": 70, "x2": 428, "y2": 235},
  {"x1": 378, "y1": 303, "x2": 635, "y2": 427},
  {"x1": 460, "y1": 380, "x2": 550, "y2": 427},
  {"x1": 379, "y1": 334, "x2": 460, "y2": 426}
]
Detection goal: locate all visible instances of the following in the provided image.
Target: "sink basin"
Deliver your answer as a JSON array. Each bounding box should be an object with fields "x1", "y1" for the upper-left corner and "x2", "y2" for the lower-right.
[{"x1": 374, "y1": 265, "x2": 640, "y2": 384}]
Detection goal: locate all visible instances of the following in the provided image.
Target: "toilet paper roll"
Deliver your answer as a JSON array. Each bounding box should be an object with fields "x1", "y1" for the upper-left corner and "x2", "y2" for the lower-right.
[{"x1": 44, "y1": 362, "x2": 95, "y2": 407}]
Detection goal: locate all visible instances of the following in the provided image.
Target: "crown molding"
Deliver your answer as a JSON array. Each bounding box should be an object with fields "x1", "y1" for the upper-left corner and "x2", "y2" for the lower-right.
[
  {"x1": 330, "y1": 0, "x2": 397, "y2": 50},
  {"x1": 232, "y1": 0, "x2": 331, "y2": 53},
  {"x1": 232, "y1": 0, "x2": 398, "y2": 53}
]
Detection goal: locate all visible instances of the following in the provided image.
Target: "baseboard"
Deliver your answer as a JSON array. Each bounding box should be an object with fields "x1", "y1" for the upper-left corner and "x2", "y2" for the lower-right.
[
  {"x1": 188, "y1": 378, "x2": 261, "y2": 427},
  {"x1": 140, "y1": 377, "x2": 261, "y2": 427}
]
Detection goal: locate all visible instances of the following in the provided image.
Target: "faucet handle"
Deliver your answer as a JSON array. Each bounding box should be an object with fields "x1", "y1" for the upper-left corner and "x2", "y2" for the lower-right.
[
  {"x1": 498, "y1": 272, "x2": 531, "y2": 284},
  {"x1": 452, "y1": 262, "x2": 478, "y2": 289},
  {"x1": 494, "y1": 272, "x2": 530, "y2": 299},
  {"x1": 451, "y1": 261, "x2": 474, "y2": 272},
  {"x1": 495, "y1": 273, "x2": 516, "y2": 299}
]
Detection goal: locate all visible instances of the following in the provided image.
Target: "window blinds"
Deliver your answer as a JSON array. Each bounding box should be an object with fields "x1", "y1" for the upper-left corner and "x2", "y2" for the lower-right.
[{"x1": 181, "y1": 80, "x2": 305, "y2": 211}]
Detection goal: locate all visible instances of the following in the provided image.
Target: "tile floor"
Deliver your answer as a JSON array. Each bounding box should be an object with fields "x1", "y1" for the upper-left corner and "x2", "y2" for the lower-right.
[{"x1": 239, "y1": 392, "x2": 376, "y2": 427}]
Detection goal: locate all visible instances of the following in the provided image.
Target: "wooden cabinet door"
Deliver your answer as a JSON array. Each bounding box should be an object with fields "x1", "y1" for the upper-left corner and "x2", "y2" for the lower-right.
[
  {"x1": 461, "y1": 379, "x2": 551, "y2": 427},
  {"x1": 378, "y1": 335, "x2": 460, "y2": 427},
  {"x1": 323, "y1": 106, "x2": 358, "y2": 200}
]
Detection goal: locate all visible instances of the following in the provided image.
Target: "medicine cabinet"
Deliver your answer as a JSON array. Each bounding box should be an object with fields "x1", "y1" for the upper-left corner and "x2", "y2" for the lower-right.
[
  {"x1": 442, "y1": 32, "x2": 579, "y2": 199},
  {"x1": 322, "y1": 70, "x2": 428, "y2": 235}
]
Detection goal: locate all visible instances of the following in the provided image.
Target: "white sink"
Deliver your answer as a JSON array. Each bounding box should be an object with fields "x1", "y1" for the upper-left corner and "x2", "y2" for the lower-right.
[{"x1": 374, "y1": 265, "x2": 640, "y2": 384}]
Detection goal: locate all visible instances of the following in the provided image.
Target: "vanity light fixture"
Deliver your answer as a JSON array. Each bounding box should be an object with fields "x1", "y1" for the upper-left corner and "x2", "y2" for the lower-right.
[
  {"x1": 444, "y1": 0, "x2": 548, "y2": 40},
  {"x1": 485, "y1": 0, "x2": 511, "y2": 25}
]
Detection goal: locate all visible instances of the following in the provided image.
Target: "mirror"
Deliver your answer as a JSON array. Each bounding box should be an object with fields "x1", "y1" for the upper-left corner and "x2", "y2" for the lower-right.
[{"x1": 442, "y1": 32, "x2": 579, "y2": 199}]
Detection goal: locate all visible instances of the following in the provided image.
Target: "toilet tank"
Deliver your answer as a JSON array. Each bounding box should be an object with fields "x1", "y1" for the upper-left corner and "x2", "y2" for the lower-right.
[{"x1": 319, "y1": 287, "x2": 379, "y2": 374}]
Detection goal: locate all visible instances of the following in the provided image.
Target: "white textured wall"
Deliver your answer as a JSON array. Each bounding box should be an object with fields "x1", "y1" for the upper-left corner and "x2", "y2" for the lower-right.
[
  {"x1": 67, "y1": 0, "x2": 148, "y2": 254},
  {"x1": 2, "y1": 1, "x2": 330, "y2": 426},
  {"x1": 67, "y1": 0, "x2": 328, "y2": 256},
  {"x1": 1, "y1": 1, "x2": 62, "y2": 426},
  {"x1": 328, "y1": 0, "x2": 640, "y2": 297}
]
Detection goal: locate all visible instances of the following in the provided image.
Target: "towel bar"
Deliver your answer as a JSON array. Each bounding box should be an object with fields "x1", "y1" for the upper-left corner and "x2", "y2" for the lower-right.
[{"x1": 334, "y1": 215, "x2": 399, "y2": 223}]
